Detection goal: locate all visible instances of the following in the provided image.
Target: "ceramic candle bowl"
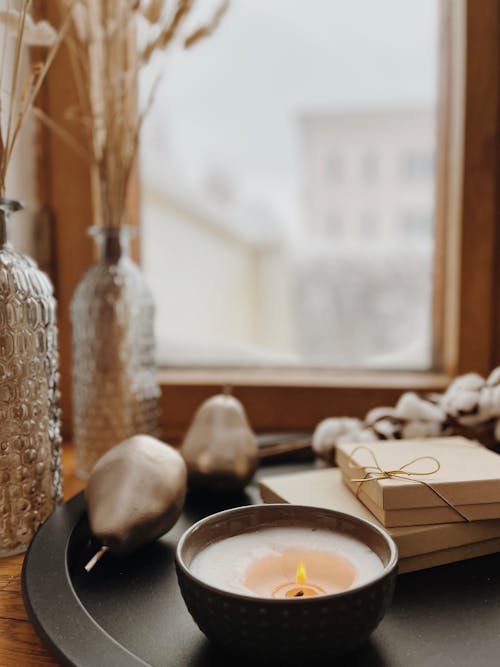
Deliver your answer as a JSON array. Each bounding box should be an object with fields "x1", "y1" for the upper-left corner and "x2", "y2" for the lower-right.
[{"x1": 175, "y1": 504, "x2": 398, "y2": 664}]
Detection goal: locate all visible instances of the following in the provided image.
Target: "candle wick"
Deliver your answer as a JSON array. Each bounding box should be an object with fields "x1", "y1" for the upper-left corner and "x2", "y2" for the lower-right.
[{"x1": 294, "y1": 590, "x2": 304, "y2": 597}]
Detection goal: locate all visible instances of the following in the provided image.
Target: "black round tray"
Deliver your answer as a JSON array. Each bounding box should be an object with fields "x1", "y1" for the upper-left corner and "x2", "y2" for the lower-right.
[{"x1": 22, "y1": 466, "x2": 500, "y2": 667}]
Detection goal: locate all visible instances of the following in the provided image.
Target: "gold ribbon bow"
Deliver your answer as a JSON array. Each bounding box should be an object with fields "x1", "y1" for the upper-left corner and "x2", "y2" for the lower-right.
[{"x1": 347, "y1": 446, "x2": 470, "y2": 523}]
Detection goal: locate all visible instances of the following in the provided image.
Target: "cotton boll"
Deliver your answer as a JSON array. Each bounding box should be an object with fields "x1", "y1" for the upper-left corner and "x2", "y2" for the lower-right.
[
  {"x1": 395, "y1": 392, "x2": 446, "y2": 422},
  {"x1": 312, "y1": 417, "x2": 365, "y2": 459},
  {"x1": 490, "y1": 386, "x2": 500, "y2": 417},
  {"x1": 401, "y1": 420, "x2": 444, "y2": 439},
  {"x1": 337, "y1": 428, "x2": 377, "y2": 445},
  {"x1": 442, "y1": 390, "x2": 477, "y2": 412},
  {"x1": 365, "y1": 406, "x2": 398, "y2": 426},
  {"x1": 312, "y1": 418, "x2": 339, "y2": 456},
  {"x1": 446, "y1": 373, "x2": 485, "y2": 395},
  {"x1": 440, "y1": 375, "x2": 482, "y2": 422},
  {"x1": 441, "y1": 389, "x2": 481, "y2": 422},
  {"x1": 487, "y1": 367, "x2": 500, "y2": 387},
  {"x1": 477, "y1": 387, "x2": 500, "y2": 421},
  {"x1": 372, "y1": 418, "x2": 401, "y2": 440},
  {"x1": 456, "y1": 413, "x2": 486, "y2": 427}
]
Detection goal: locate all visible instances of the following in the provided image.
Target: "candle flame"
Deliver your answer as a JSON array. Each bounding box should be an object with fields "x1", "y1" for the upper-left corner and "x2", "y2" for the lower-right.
[{"x1": 296, "y1": 560, "x2": 307, "y2": 586}]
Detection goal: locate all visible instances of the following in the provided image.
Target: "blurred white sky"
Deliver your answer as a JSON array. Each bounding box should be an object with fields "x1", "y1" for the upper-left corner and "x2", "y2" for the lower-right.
[{"x1": 141, "y1": 0, "x2": 438, "y2": 233}]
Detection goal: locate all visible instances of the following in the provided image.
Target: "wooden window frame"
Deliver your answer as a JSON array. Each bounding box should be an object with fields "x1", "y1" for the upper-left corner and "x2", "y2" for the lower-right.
[{"x1": 36, "y1": 0, "x2": 500, "y2": 441}]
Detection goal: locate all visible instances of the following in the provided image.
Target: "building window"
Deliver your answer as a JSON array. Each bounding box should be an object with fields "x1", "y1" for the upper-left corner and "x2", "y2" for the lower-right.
[
  {"x1": 360, "y1": 212, "x2": 377, "y2": 238},
  {"x1": 399, "y1": 151, "x2": 435, "y2": 181},
  {"x1": 361, "y1": 153, "x2": 378, "y2": 183},
  {"x1": 325, "y1": 153, "x2": 343, "y2": 183},
  {"x1": 325, "y1": 212, "x2": 343, "y2": 237},
  {"x1": 399, "y1": 210, "x2": 433, "y2": 237}
]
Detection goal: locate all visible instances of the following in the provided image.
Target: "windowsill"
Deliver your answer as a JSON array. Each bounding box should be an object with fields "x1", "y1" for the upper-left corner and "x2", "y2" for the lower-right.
[
  {"x1": 158, "y1": 366, "x2": 450, "y2": 390},
  {"x1": 157, "y1": 367, "x2": 451, "y2": 441}
]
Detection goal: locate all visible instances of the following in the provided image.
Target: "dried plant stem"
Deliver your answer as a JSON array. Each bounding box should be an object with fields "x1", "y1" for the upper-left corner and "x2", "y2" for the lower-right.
[
  {"x1": 32, "y1": 106, "x2": 89, "y2": 161},
  {"x1": 4, "y1": 12, "x2": 72, "y2": 171},
  {"x1": 0, "y1": 2, "x2": 69, "y2": 197},
  {"x1": 58, "y1": 0, "x2": 229, "y2": 227},
  {"x1": 184, "y1": 0, "x2": 229, "y2": 48},
  {"x1": 140, "y1": 0, "x2": 191, "y2": 63},
  {"x1": 84, "y1": 545, "x2": 110, "y2": 572},
  {"x1": 4, "y1": 2, "x2": 30, "y2": 161}
]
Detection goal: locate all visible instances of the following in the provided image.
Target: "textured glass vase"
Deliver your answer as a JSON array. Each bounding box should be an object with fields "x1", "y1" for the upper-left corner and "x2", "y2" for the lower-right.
[
  {"x1": 0, "y1": 198, "x2": 62, "y2": 557},
  {"x1": 71, "y1": 226, "x2": 160, "y2": 478}
]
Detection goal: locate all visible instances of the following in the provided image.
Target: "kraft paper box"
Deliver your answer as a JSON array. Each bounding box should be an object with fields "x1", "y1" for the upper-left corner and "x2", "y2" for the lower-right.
[
  {"x1": 259, "y1": 467, "x2": 500, "y2": 572},
  {"x1": 336, "y1": 437, "x2": 500, "y2": 527}
]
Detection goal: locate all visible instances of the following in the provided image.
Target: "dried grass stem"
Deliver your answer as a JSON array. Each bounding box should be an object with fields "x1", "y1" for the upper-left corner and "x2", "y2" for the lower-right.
[{"x1": 58, "y1": 0, "x2": 228, "y2": 228}]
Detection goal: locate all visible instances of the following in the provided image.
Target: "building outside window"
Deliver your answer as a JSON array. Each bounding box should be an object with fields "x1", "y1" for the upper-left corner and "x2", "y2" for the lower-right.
[
  {"x1": 399, "y1": 151, "x2": 435, "y2": 182},
  {"x1": 399, "y1": 210, "x2": 434, "y2": 237},
  {"x1": 325, "y1": 212, "x2": 343, "y2": 237},
  {"x1": 361, "y1": 152, "x2": 378, "y2": 184},
  {"x1": 325, "y1": 153, "x2": 344, "y2": 183},
  {"x1": 360, "y1": 212, "x2": 378, "y2": 238},
  {"x1": 140, "y1": 0, "x2": 438, "y2": 369}
]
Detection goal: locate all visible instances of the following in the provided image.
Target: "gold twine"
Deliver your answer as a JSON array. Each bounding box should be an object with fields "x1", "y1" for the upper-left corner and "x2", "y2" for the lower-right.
[{"x1": 347, "y1": 446, "x2": 471, "y2": 523}]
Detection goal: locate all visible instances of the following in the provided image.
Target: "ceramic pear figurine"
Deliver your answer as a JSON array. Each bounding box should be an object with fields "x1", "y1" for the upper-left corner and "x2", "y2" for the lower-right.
[
  {"x1": 181, "y1": 389, "x2": 258, "y2": 493},
  {"x1": 84, "y1": 435, "x2": 187, "y2": 570}
]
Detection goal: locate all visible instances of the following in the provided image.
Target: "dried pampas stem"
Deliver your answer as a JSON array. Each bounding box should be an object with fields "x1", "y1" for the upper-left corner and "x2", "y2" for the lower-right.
[
  {"x1": 0, "y1": 1, "x2": 71, "y2": 197},
  {"x1": 184, "y1": 0, "x2": 229, "y2": 48},
  {"x1": 55, "y1": 0, "x2": 229, "y2": 229}
]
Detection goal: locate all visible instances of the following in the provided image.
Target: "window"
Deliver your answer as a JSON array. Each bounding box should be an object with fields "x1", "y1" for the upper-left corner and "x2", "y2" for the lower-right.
[
  {"x1": 325, "y1": 154, "x2": 343, "y2": 183},
  {"x1": 38, "y1": 1, "x2": 500, "y2": 437},
  {"x1": 360, "y1": 212, "x2": 378, "y2": 238},
  {"x1": 399, "y1": 151, "x2": 435, "y2": 182},
  {"x1": 361, "y1": 153, "x2": 378, "y2": 184},
  {"x1": 140, "y1": 0, "x2": 440, "y2": 370},
  {"x1": 399, "y1": 210, "x2": 434, "y2": 237},
  {"x1": 325, "y1": 212, "x2": 343, "y2": 237}
]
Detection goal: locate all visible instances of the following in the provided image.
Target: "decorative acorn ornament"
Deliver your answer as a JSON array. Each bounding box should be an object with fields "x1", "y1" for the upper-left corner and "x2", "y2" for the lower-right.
[
  {"x1": 84, "y1": 435, "x2": 187, "y2": 570},
  {"x1": 181, "y1": 388, "x2": 258, "y2": 494}
]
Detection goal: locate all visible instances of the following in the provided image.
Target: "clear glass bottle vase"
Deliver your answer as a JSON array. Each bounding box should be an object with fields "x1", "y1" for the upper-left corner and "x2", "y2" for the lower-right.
[
  {"x1": 0, "y1": 198, "x2": 63, "y2": 557},
  {"x1": 71, "y1": 226, "x2": 160, "y2": 478}
]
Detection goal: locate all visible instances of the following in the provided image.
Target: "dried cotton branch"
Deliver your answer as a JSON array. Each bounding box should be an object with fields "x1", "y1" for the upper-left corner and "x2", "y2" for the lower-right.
[{"x1": 312, "y1": 367, "x2": 500, "y2": 461}]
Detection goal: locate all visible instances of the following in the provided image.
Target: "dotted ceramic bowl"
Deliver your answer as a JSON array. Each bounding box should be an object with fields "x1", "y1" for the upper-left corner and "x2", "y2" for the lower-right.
[{"x1": 175, "y1": 504, "x2": 398, "y2": 664}]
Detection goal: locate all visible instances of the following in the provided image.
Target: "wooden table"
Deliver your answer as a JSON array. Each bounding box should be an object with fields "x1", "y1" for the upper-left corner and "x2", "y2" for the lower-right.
[{"x1": 0, "y1": 447, "x2": 85, "y2": 667}]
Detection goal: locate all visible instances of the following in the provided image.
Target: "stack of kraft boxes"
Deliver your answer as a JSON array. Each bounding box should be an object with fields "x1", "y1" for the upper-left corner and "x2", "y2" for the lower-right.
[{"x1": 260, "y1": 437, "x2": 500, "y2": 573}]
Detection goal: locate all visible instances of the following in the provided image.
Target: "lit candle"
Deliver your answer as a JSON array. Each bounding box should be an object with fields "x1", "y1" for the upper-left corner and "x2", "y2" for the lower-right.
[
  {"x1": 271, "y1": 561, "x2": 326, "y2": 598},
  {"x1": 189, "y1": 527, "x2": 383, "y2": 598}
]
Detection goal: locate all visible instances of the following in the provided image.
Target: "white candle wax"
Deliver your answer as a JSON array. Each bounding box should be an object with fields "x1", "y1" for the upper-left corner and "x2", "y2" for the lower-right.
[{"x1": 189, "y1": 527, "x2": 384, "y2": 598}]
